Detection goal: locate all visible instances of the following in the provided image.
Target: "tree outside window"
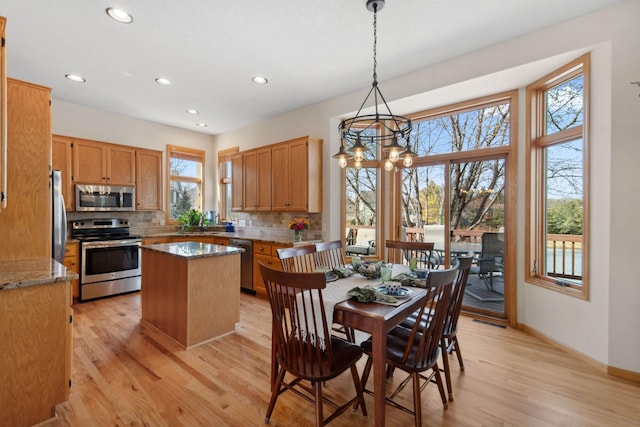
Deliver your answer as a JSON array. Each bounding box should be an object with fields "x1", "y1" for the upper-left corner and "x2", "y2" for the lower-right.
[{"x1": 167, "y1": 145, "x2": 204, "y2": 222}]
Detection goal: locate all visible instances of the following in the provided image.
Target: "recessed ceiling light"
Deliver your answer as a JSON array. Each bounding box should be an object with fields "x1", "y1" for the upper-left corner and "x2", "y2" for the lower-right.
[
  {"x1": 252, "y1": 76, "x2": 268, "y2": 85},
  {"x1": 65, "y1": 74, "x2": 86, "y2": 83},
  {"x1": 196, "y1": 123, "x2": 208, "y2": 128},
  {"x1": 155, "y1": 77, "x2": 171, "y2": 86},
  {"x1": 106, "y1": 8, "x2": 133, "y2": 24},
  {"x1": 186, "y1": 109, "x2": 199, "y2": 115}
]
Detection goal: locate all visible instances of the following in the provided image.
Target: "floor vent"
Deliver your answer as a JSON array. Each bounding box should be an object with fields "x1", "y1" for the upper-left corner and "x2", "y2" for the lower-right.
[{"x1": 472, "y1": 318, "x2": 507, "y2": 328}]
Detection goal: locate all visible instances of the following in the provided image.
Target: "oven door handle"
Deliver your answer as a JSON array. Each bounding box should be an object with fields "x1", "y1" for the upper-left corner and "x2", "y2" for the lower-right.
[{"x1": 82, "y1": 239, "x2": 141, "y2": 249}]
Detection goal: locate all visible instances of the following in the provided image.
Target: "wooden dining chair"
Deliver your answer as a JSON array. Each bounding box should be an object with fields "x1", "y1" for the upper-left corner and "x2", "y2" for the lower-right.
[
  {"x1": 314, "y1": 240, "x2": 346, "y2": 270},
  {"x1": 276, "y1": 245, "x2": 317, "y2": 272},
  {"x1": 400, "y1": 256, "x2": 474, "y2": 401},
  {"x1": 360, "y1": 267, "x2": 457, "y2": 427},
  {"x1": 385, "y1": 240, "x2": 436, "y2": 270},
  {"x1": 259, "y1": 262, "x2": 367, "y2": 426}
]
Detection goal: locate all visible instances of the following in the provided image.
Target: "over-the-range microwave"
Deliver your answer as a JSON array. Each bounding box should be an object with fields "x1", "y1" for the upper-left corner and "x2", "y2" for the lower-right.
[{"x1": 75, "y1": 184, "x2": 135, "y2": 212}]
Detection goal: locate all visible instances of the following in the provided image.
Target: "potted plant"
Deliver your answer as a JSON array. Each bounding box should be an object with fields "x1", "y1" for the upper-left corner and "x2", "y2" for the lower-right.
[{"x1": 177, "y1": 209, "x2": 210, "y2": 232}]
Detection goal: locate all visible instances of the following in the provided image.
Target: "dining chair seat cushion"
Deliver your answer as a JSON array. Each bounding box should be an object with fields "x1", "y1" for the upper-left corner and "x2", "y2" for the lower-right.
[
  {"x1": 361, "y1": 327, "x2": 441, "y2": 373},
  {"x1": 279, "y1": 336, "x2": 363, "y2": 381}
]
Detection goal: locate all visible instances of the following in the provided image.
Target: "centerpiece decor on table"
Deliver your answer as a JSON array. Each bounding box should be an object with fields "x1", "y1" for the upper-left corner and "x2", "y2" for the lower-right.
[{"x1": 288, "y1": 217, "x2": 310, "y2": 241}]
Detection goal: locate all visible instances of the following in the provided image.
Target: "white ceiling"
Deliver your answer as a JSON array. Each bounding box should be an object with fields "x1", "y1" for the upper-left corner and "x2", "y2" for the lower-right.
[{"x1": 2, "y1": 0, "x2": 622, "y2": 135}]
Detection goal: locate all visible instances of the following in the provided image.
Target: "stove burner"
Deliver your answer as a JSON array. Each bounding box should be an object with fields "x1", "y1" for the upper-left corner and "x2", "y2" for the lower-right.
[{"x1": 71, "y1": 218, "x2": 137, "y2": 241}]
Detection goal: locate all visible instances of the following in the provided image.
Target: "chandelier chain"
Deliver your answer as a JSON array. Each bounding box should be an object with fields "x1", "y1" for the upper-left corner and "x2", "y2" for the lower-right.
[{"x1": 372, "y1": 3, "x2": 378, "y2": 83}]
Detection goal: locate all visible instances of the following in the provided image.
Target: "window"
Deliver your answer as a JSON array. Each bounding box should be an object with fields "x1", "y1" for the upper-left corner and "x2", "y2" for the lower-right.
[
  {"x1": 167, "y1": 145, "x2": 205, "y2": 222},
  {"x1": 342, "y1": 126, "x2": 382, "y2": 258},
  {"x1": 526, "y1": 54, "x2": 589, "y2": 298},
  {"x1": 217, "y1": 147, "x2": 238, "y2": 222}
]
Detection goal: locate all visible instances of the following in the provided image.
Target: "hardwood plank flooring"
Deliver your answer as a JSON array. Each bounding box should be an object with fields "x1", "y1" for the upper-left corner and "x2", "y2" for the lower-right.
[{"x1": 55, "y1": 292, "x2": 640, "y2": 426}]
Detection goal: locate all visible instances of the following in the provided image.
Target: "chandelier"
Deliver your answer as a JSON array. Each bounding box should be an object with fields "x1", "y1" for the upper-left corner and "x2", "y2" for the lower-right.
[{"x1": 334, "y1": 0, "x2": 415, "y2": 172}]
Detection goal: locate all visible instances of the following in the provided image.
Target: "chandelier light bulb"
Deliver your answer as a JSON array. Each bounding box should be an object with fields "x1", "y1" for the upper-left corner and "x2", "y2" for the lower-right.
[
  {"x1": 354, "y1": 149, "x2": 364, "y2": 162},
  {"x1": 403, "y1": 154, "x2": 413, "y2": 167},
  {"x1": 385, "y1": 159, "x2": 394, "y2": 171},
  {"x1": 388, "y1": 148, "x2": 399, "y2": 162},
  {"x1": 338, "y1": 156, "x2": 348, "y2": 168},
  {"x1": 354, "y1": 160, "x2": 363, "y2": 170}
]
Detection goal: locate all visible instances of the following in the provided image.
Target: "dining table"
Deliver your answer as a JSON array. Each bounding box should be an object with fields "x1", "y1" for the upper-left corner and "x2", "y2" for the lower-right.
[{"x1": 270, "y1": 263, "x2": 426, "y2": 427}]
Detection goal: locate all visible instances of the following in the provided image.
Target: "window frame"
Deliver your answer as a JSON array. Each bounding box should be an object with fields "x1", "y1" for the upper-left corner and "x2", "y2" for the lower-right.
[
  {"x1": 217, "y1": 146, "x2": 239, "y2": 222},
  {"x1": 525, "y1": 53, "x2": 590, "y2": 299},
  {"x1": 166, "y1": 144, "x2": 205, "y2": 224}
]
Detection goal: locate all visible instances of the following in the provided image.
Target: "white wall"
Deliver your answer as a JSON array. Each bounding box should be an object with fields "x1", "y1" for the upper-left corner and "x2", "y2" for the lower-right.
[
  {"x1": 52, "y1": 100, "x2": 218, "y2": 212},
  {"x1": 212, "y1": 1, "x2": 640, "y2": 373}
]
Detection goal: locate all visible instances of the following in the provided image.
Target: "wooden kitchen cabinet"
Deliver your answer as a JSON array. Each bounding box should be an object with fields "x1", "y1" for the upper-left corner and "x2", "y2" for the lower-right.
[
  {"x1": 73, "y1": 138, "x2": 135, "y2": 185},
  {"x1": 142, "y1": 237, "x2": 172, "y2": 245},
  {"x1": 271, "y1": 136, "x2": 322, "y2": 212},
  {"x1": 0, "y1": 279, "x2": 72, "y2": 426},
  {"x1": 135, "y1": 148, "x2": 163, "y2": 210},
  {"x1": 63, "y1": 241, "x2": 80, "y2": 299},
  {"x1": 252, "y1": 241, "x2": 290, "y2": 298},
  {"x1": 243, "y1": 147, "x2": 272, "y2": 211},
  {"x1": 231, "y1": 152, "x2": 243, "y2": 211},
  {"x1": 0, "y1": 17, "x2": 6, "y2": 211},
  {"x1": 0, "y1": 79, "x2": 52, "y2": 261},
  {"x1": 52, "y1": 135, "x2": 74, "y2": 210}
]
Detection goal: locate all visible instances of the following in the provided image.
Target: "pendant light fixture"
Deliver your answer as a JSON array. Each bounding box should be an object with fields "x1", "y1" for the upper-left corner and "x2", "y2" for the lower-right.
[{"x1": 334, "y1": 0, "x2": 415, "y2": 170}]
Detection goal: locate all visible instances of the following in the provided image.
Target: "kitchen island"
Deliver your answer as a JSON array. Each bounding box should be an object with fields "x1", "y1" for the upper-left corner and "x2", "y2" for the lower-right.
[{"x1": 141, "y1": 241, "x2": 243, "y2": 348}]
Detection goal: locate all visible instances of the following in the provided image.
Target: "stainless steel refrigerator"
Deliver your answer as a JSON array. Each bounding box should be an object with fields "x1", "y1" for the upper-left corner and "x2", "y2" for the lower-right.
[{"x1": 52, "y1": 170, "x2": 67, "y2": 263}]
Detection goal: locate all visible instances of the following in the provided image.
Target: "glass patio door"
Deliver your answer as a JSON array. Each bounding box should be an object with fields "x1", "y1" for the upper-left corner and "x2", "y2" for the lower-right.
[{"x1": 400, "y1": 156, "x2": 507, "y2": 318}]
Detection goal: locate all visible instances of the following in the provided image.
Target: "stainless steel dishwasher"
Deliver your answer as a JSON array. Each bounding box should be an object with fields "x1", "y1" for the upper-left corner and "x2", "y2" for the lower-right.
[{"x1": 228, "y1": 238, "x2": 254, "y2": 294}]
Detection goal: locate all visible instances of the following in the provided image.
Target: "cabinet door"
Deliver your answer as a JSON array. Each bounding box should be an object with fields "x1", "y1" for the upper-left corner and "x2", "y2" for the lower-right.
[
  {"x1": 107, "y1": 145, "x2": 136, "y2": 185},
  {"x1": 231, "y1": 153, "x2": 243, "y2": 211},
  {"x1": 270, "y1": 144, "x2": 289, "y2": 210},
  {"x1": 73, "y1": 139, "x2": 106, "y2": 183},
  {"x1": 63, "y1": 242, "x2": 80, "y2": 299},
  {"x1": 0, "y1": 17, "x2": 6, "y2": 211},
  {"x1": 243, "y1": 151, "x2": 258, "y2": 211},
  {"x1": 0, "y1": 79, "x2": 52, "y2": 261},
  {"x1": 287, "y1": 140, "x2": 309, "y2": 211},
  {"x1": 256, "y1": 148, "x2": 272, "y2": 211},
  {"x1": 253, "y1": 253, "x2": 282, "y2": 298},
  {"x1": 52, "y1": 135, "x2": 74, "y2": 210},
  {"x1": 136, "y1": 149, "x2": 162, "y2": 210}
]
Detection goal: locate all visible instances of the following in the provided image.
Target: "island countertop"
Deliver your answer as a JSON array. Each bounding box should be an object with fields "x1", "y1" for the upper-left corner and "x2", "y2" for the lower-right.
[
  {"x1": 141, "y1": 241, "x2": 244, "y2": 259},
  {"x1": 0, "y1": 258, "x2": 79, "y2": 290}
]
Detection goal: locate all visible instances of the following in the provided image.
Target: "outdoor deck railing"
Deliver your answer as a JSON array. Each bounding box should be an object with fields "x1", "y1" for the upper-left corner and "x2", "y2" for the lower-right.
[{"x1": 547, "y1": 233, "x2": 582, "y2": 280}]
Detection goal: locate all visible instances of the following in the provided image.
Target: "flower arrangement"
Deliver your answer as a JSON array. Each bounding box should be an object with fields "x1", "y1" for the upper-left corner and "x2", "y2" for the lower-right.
[
  {"x1": 288, "y1": 217, "x2": 311, "y2": 231},
  {"x1": 288, "y1": 217, "x2": 310, "y2": 241}
]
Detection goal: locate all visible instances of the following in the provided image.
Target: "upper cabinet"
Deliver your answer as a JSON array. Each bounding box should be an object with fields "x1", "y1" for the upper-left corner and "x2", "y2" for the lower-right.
[
  {"x1": 271, "y1": 136, "x2": 322, "y2": 212},
  {"x1": 243, "y1": 147, "x2": 272, "y2": 211},
  {"x1": 231, "y1": 152, "x2": 243, "y2": 212},
  {"x1": 135, "y1": 148, "x2": 163, "y2": 210},
  {"x1": 0, "y1": 79, "x2": 52, "y2": 261},
  {"x1": 72, "y1": 138, "x2": 135, "y2": 185},
  {"x1": 51, "y1": 135, "x2": 74, "y2": 210},
  {"x1": 0, "y1": 17, "x2": 7, "y2": 211}
]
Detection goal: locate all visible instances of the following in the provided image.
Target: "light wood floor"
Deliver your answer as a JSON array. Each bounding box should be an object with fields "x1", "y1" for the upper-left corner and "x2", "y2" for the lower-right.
[{"x1": 55, "y1": 292, "x2": 640, "y2": 426}]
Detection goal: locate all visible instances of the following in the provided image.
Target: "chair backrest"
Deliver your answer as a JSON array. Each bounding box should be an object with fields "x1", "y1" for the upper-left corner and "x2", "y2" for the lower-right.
[
  {"x1": 444, "y1": 256, "x2": 473, "y2": 337},
  {"x1": 315, "y1": 240, "x2": 346, "y2": 270},
  {"x1": 401, "y1": 267, "x2": 457, "y2": 369},
  {"x1": 478, "y1": 232, "x2": 504, "y2": 273},
  {"x1": 385, "y1": 240, "x2": 436, "y2": 269},
  {"x1": 277, "y1": 245, "x2": 317, "y2": 272},
  {"x1": 258, "y1": 262, "x2": 336, "y2": 377}
]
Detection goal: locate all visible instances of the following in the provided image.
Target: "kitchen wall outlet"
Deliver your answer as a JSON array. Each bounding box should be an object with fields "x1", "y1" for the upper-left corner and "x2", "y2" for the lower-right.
[{"x1": 238, "y1": 219, "x2": 246, "y2": 227}]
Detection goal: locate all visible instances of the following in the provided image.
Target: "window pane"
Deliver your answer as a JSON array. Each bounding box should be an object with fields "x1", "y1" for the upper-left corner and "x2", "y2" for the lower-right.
[
  {"x1": 170, "y1": 157, "x2": 202, "y2": 178},
  {"x1": 544, "y1": 139, "x2": 583, "y2": 285},
  {"x1": 345, "y1": 167, "x2": 377, "y2": 255},
  {"x1": 401, "y1": 164, "x2": 446, "y2": 245},
  {"x1": 169, "y1": 181, "x2": 201, "y2": 219},
  {"x1": 545, "y1": 75, "x2": 583, "y2": 135},
  {"x1": 410, "y1": 103, "x2": 510, "y2": 156}
]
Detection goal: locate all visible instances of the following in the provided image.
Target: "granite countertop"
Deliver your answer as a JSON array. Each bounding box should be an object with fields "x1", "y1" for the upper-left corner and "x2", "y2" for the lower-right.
[
  {"x1": 141, "y1": 228, "x2": 322, "y2": 246},
  {"x1": 0, "y1": 258, "x2": 79, "y2": 290},
  {"x1": 141, "y1": 241, "x2": 245, "y2": 259}
]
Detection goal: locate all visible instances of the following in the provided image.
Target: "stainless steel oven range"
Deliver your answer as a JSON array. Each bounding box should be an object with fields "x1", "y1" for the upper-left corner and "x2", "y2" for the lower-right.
[{"x1": 72, "y1": 218, "x2": 141, "y2": 302}]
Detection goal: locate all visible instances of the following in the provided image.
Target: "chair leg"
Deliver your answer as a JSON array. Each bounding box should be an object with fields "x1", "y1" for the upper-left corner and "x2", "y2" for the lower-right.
[
  {"x1": 412, "y1": 372, "x2": 422, "y2": 427},
  {"x1": 452, "y1": 335, "x2": 465, "y2": 372},
  {"x1": 314, "y1": 381, "x2": 323, "y2": 427},
  {"x1": 265, "y1": 367, "x2": 286, "y2": 423},
  {"x1": 355, "y1": 356, "x2": 373, "y2": 412},
  {"x1": 440, "y1": 338, "x2": 454, "y2": 401},
  {"x1": 433, "y1": 364, "x2": 448, "y2": 409},
  {"x1": 350, "y1": 365, "x2": 367, "y2": 416}
]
